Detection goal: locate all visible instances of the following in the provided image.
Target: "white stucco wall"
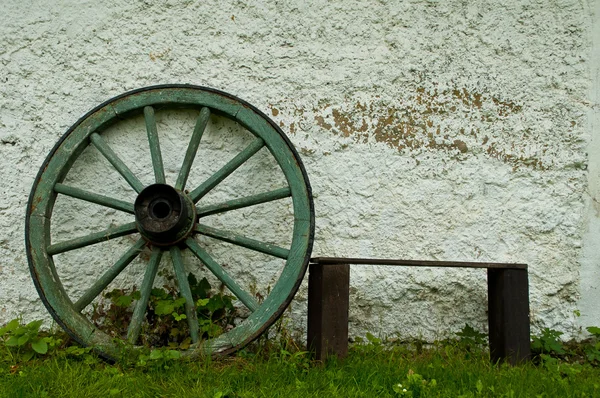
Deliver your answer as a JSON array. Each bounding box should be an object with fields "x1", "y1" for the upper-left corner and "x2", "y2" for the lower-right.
[{"x1": 0, "y1": 0, "x2": 598, "y2": 342}]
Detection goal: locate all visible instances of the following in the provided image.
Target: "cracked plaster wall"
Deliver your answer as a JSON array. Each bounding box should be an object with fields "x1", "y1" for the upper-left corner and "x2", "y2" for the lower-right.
[{"x1": 0, "y1": 0, "x2": 599, "y2": 342}]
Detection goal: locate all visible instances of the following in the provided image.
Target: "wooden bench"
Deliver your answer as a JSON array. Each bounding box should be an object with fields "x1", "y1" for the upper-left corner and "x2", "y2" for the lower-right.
[{"x1": 307, "y1": 257, "x2": 530, "y2": 365}]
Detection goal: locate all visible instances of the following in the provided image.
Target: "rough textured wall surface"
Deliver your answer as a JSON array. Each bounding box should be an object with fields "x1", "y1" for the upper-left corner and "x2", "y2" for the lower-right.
[{"x1": 0, "y1": 0, "x2": 598, "y2": 341}]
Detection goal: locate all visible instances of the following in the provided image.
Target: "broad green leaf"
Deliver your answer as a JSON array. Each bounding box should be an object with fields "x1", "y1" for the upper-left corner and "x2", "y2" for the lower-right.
[
  {"x1": 172, "y1": 312, "x2": 187, "y2": 322},
  {"x1": 0, "y1": 319, "x2": 20, "y2": 335},
  {"x1": 173, "y1": 297, "x2": 186, "y2": 308},
  {"x1": 188, "y1": 272, "x2": 198, "y2": 287},
  {"x1": 151, "y1": 288, "x2": 167, "y2": 299},
  {"x1": 31, "y1": 338, "x2": 48, "y2": 354},
  {"x1": 166, "y1": 350, "x2": 180, "y2": 359},
  {"x1": 5, "y1": 335, "x2": 19, "y2": 346},
  {"x1": 12, "y1": 327, "x2": 28, "y2": 337},
  {"x1": 189, "y1": 275, "x2": 211, "y2": 299},
  {"x1": 66, "y1": 346, "x2": 85, "y2": 356},
  {"x1": 26, "y1": 319, "x2": 43, "y2": 331},
  {"x1": 196, "y1": 298, "x2": 209, "y2": 307},
  {"x1": 44, "y1": 336, "x2": 62, "y2": 348},
  {"x1": 22, "y1": 350, "x2": 35, "y2": 362},
  {"x1": 366, "y1": 332, "x2": 381, "y2": 345},
  {"x1": 114, "y1": 295, "x2": 133, "y2": 308},
  {"x1": 586, "y1": 326, "x2": 600, "y2": 337},
  {"x1": 207, "y1": 295, "x2": 227, "y2": 313},
  {"x1": 155, "y1": 300, "x2": 175, "y2": 315},
  {"x1": 17, "y1": 335, "x2": 30, "y2": 346}
]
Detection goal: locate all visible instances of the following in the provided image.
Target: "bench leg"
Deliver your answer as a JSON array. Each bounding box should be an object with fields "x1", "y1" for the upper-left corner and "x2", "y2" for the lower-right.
[
  {"x1": 307, "y1": 263, "x2": 350, "y2": 360},
  {"x1": 487, "y1": 268, "x2": 531, "y2": 364}
]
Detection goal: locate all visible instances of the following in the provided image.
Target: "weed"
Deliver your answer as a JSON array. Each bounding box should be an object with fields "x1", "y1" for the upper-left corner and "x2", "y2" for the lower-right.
[
  {"x1": 136, "y1": 347, "x2": 181, "y2": 369},
  {"x1": 90, "y1": 272, "x2": 238, "y2": 348},
  {"x1": 530, "y1": 325, "x2": 600, "y2": 368},
  {"x1": 239, "y1": 307, "x2": 306, "y2": 361},
  {"x1": 583, "y1": 326, "x2": 600, "y2": 365},
  {"x1": 0, "y1": 319, "x2": 62, "y2": 363},
  {"x1": 2, "y1": 321, "x2": 600, "y2": 397},
  {"x1": 352, "y1": 332, "x2": 386, "y2": 356},
  {"x1": 393, "y1": 369, "x2": 437, "y2": 397},
  {"x1": 455, "y1": 324, "x2": 487, "y2": 351},
  {"x1": 59, "y1": 345, "x2": 98, "y2": 365},
  {"x1": 587, "y1": 326, "x2": 600, "y2": 337},
  {"x1": 531, "y1": 328, "x2": 566, "y2": 360}
]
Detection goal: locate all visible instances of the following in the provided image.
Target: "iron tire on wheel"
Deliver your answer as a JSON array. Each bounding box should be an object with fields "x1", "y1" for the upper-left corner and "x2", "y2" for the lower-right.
[{"x1": 25, "y1": 84, "x2": 314, "y2": 360}]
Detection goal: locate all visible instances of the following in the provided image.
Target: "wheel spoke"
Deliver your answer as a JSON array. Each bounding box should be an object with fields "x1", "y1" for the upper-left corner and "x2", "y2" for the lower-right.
[
  {"x1": 74, "y1": 239, "x2": 146, "y2": 312},
  {"x1": 169, "y1": 247, "x2": 200, "y2": 343},
  {"x1": 47, "y1": 222, "x2": 138, "y2": 255},
  {"x1": 54, "y1": 183, "x2": 134, "y2": 214},
  {"x1": 127, "y1": 247, "x2": 163, "y2": 344},
  {"x1": 195, "y1": 224, "x2": 289, "y2": 259},
  {"x1": 144, "y1": 106, "x2": 166, "y2": 184},
  {"x1": 185, "y1": 238, "x2": 258, "y2": 312},
  {"x1": 196, "y1": 187, "x2": 291, "y2": 217},
  {"x1": 189, "y1": 137, "x2": 265, "y2": 203},
  {"x1": 27, "y1": 86, "x2": 315, "y2": 359},
  {"x1": 90, "y1": 133, "x2": 145, "y2": 193},
  {"x1": 175, "y1": 107, "x2": 211, "y2": 191}
]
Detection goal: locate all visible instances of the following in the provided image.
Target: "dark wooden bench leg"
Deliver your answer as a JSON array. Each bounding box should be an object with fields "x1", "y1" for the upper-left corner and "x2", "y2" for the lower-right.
[
  {"x1": 487, "y1": 268, "x2": 531, "y2": 364},
  {"x1": 307, "y1": 263, "x2": 350, "y2": 360}
]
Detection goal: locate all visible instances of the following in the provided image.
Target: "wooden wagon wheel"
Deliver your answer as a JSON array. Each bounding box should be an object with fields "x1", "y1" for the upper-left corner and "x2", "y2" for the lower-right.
[{"x1": 26, "y1": 85, "x2": 314, "y2": 360}]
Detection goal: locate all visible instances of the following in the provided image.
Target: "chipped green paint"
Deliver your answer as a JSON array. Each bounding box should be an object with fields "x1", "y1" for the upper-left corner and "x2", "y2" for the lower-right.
[
  {"x1": 195, "y1": 224, "x2": 290, "y2": 259},
  {"x1": 54, "y1": 183, "x2": 135, "y2": 214},
  {"x1": 170, "y1": 246, "x2": 200, "y2": 343},
  {"x1": 46, "y1": 222, "x2": 138, "y2": 255},
  {"x1": 26, "y1": 85, "x2": 314, "y2": 361},
  {"x1": 175, "y1": 107, "x2": 210, "y2": 191},
  {"x1": 90, "y1": 133, "x2": 146, "y2": 193},
  {"x1": 185, "y1": 238, "x2": 259, "y2": 312},
  {"x1": 144, "y1": 106, "x2": 166, "y2": 184},
  {"x1": 189, "y1": 137, "x2": 265, "y2": 203},
  {"x1": 127, "y1": 247, "x2": 163, "y2": 344},
  {"x1": 74, "y1": 238, "x2": 146, "y2": 312},
  {"x1": 196, "y1": 187, "x2": 291, "y2": 217}
]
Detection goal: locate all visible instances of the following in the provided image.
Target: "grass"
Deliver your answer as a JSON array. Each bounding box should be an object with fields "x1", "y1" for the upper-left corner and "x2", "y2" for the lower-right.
[{"x1": 2, "y1": 339, "x2": 600, "y2": 398}]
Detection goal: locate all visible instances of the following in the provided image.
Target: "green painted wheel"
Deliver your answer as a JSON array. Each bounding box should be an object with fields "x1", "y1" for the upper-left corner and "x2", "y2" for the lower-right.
[{"x1": 26, "y1": 85, "x2": 314, "y2": 360}]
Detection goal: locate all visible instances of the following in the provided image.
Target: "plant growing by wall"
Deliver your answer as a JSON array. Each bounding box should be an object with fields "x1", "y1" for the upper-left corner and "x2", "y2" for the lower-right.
[
  {"x1": 0, "y1": 319, "x2": 62, "y2": 363},
  {"x1": 90, "y1": 272, "x2": 238, "y2": 349}
]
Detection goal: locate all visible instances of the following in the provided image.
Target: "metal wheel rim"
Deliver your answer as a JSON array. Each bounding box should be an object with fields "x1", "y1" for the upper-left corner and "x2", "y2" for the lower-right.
[{"x1": 25, "y1": 84, "x2": 314, "y2": 360}]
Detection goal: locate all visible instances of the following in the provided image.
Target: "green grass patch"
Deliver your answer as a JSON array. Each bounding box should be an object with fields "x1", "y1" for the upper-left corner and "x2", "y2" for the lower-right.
[
  {"x1": 2, "y1": 320, "x2": 600, "y2": 397},
  {"x1": 2, "y1": 339, "x2": 600, "y2": 397}
]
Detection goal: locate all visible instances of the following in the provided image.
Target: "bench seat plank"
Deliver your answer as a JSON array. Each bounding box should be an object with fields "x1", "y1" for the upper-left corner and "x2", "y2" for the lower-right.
[{"x1": 310, "y1": 257, "x2": 527, "y2": 270}]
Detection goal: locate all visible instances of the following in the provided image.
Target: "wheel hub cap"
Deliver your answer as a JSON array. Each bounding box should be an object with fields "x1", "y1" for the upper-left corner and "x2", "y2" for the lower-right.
[{"x1": 134, "y1": 184, "x2": 196, "y2": 245}]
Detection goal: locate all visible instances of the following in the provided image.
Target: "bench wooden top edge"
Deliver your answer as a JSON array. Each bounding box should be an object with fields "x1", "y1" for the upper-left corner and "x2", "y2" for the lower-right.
[{"x1": 310, "y1": 257, "x2": 528, "y2": 270}]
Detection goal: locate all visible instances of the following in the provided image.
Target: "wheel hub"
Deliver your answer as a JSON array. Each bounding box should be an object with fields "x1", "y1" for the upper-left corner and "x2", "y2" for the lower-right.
[
  {"x1": 134, "y1": 184, "x2": 196, "y2": 246},
  {"x1": 27, "y1": 85, "x2": 315, "y2": 360}
]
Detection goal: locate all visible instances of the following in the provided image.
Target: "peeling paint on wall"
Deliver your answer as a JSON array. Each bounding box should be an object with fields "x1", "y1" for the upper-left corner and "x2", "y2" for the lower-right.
[{"x1": 269, "y1": 86, "x2": 585, "y2": 173}]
